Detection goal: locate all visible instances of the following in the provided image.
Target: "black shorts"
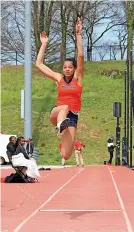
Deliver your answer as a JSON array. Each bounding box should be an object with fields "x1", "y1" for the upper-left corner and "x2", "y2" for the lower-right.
[
  {"x1": 67, "y1": 111, "x2": 78, "y2": 128},
  {"x1": 50, "y1": 106, "x2": 78, "y2": 128}
]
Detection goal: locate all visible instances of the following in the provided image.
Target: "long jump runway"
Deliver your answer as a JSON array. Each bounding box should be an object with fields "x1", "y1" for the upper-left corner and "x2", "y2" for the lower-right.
[{"x1": 1, "y1": 165, "x2": 134, "y2": 232}]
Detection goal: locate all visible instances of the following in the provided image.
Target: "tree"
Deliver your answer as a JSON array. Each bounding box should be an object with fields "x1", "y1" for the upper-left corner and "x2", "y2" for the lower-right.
[
  {"x1": 116, "y1": 26, "x2": 127, "y2": 60},
  {"x1": 83, "y1": 1, "x2": 126, "y2": 61},
  {"x1": 95, "y1": 42, "x2": 110, "y2": 61},
  {"x1": 2, "y1": 0, "x2": 131, "y2": 65},
  {"x1": 60, "y1": 1, "x2": 70, "y2": 64},
  {"x1": 1, "y1": 1, "x2": 25, "y2": 64},
  {"x1": 123, "y1": 1, "x2": 134, "y2": 59},
  {"x1": 32, "y1": 1, "x2": 54, "y2": 56}
]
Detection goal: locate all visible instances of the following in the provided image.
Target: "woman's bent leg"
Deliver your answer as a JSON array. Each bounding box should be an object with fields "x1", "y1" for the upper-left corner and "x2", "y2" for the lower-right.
[
  {"x1": 50, "y1": 105, "x2": 69, "y2": 126},
  {"x1": 61, "y1": 127, "x2": 76, "y2": 160}
]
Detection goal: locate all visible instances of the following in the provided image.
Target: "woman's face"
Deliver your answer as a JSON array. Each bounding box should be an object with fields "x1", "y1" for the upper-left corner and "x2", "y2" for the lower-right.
[
  {"x1": 63, "y1": 61, "x2": 75, "y2": 78},
  {"x1": 20, "y1": 138, "x2": 25, "y2": 146}
]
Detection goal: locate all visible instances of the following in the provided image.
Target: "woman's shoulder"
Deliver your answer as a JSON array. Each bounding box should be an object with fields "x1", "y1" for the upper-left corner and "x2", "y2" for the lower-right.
[
  {"x1": 55, "y1": 73, "x2": 63, "y2": 82},
  {"x1": 73, "y1": 76, "x2": 83, "y2": 87},
  {"x1": 56, "y1": 75, "x2": 65, "y2": 84}
]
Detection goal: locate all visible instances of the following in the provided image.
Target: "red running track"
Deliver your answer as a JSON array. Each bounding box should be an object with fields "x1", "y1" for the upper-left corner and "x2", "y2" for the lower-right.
[{"x1": 1, "y1": 165, "x2": 134, "y2": 232}]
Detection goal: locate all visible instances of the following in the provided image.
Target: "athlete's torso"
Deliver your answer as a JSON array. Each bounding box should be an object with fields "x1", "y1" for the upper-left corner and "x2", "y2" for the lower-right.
[{"x1": 56, "y1": 76, "x2": 82, "y2": 112}]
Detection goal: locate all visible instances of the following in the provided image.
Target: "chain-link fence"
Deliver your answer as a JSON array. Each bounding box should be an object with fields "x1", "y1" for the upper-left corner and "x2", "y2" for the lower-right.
[{"x1": 1, "y1": 45, "x2": 134, "y2": 65}]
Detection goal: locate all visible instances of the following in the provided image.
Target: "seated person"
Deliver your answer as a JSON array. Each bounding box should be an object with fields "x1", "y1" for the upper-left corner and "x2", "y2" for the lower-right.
[
  {"x1": 16, "y1": 137, "x2": 30, "y2": 159},
  {"x1": 11, "y1": 136, "x2": 40, "y2": 180},
  {"x1": 24, "y1": 139, "x2": 34, "y2": 156},
  {"x1": 7, "y1": 136, "x2": 17, "y2": 160}
]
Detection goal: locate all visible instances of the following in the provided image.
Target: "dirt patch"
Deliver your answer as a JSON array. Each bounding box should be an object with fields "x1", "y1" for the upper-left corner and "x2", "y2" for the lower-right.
[
  {"x1": 89, "y1": 128, "x2": 102, "y2": 139},
  {"x1": 78, "y1": 122, "x2": 88, "y2": 129}
]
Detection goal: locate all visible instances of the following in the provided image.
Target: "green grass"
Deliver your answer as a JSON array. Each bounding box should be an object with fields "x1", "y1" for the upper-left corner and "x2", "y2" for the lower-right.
[{"x1": 1, "y1": 61, "x2": 133, "y2": 165}]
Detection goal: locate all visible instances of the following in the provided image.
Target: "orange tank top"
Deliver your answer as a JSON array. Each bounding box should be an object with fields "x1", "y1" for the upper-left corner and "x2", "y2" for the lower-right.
[{"x1": 56, "y1": 77, "x2": 82, "y2": 112}]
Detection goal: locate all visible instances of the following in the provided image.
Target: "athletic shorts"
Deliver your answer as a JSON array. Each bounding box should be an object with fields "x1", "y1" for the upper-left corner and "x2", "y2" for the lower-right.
[{"x1": 50, "y1": 106, "x2": 78, "y2": 128}]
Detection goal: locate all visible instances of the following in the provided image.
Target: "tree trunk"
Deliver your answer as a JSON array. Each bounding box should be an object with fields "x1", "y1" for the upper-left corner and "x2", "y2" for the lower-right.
[
  {"x1": 87, "y1": 45, "x2": 92, "y2": 61},
  {"x1": 33, "y1": 1, "x2": 40, "y2": 55},
  {"x1": 33, "y1": 1, "x2": 54, "y2": 58},
  {"x1": 87, "y1": 35, "x2": 93, "y2": 61},
  {"x1": 45, "y1": 1, "x2": 54, "y2": 36},
  {"x1": 39, "y1": 1, "x2": 44, "y2": 33},
  {"x1": 125, "y1": 1, "x2": 134, "y2": 60},
  {"x1": 60, "y1": 2, "x2": 67, "y2": 66}
]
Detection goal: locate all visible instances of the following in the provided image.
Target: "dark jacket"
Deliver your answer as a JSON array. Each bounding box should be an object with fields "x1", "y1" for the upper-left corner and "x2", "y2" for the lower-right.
[
  {"x1": 7, "y1": 142, "x2": 16, "y2": 159},
  {"x1": 7, "y1": 142, "x2": 16, "y2": 155},
  {"x1": 16, "y1": 145, "x2": 29, "y2": 159}
]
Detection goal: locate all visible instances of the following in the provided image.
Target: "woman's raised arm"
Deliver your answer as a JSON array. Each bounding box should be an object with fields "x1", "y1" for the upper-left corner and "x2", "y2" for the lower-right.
[
  {"x1": 36, "y1": 32, "x2": 62, "y2": 82},
  {"x1": 75, "y1": 18, "x2": 84, "y2": 79}
]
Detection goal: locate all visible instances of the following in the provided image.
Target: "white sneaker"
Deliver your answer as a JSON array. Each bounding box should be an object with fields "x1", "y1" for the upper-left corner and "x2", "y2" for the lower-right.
[{"x1": 56, "y1": 118, "x2": 70, "y2": 133}]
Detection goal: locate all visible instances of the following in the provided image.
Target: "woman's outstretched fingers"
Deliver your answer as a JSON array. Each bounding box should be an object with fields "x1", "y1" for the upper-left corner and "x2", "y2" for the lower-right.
[
  {"x1": 40, "y1": 32, "x2": 48, "y2": 44},
  {"x1": 76, "y1": 18, "x2": 82, "y2": 34},
  {"x1": 41, "y1": 31, "x2": 47, "y2": 37}
]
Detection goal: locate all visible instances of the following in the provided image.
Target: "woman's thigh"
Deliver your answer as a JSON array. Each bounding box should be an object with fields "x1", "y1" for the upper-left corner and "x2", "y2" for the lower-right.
[
  {"x1": 61, "y1": 126, "x2": 76, "y2": 160},
  {"x1": 50, "y1": 105, "x2": 68, "y2": 126}
]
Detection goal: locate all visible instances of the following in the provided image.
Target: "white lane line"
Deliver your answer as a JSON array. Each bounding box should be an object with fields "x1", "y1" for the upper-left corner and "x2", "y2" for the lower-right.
[
  {"x1": 108, "y1": 166, "x2": 133, "y2": 232},
  {"x1": 39, "y1": 209, "x2": 122, "y2": 212},
  {"x1": 14, "y1": 169, "x2": 84, "y2": 232},
  {"x1": 17, "y1": 185, "x2": 34, "y2": 199}
]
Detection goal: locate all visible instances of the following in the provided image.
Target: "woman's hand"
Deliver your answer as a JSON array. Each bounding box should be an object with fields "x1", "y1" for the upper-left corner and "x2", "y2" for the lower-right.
[
  {"x1": 75, "y1": 17, "x2": 82, "y2": 35},
  {"x1": 40, "y1": 32, "x2": 48, "y2": 44}
]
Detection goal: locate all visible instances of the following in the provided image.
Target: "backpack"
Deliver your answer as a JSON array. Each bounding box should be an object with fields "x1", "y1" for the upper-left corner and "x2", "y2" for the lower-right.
[{"x1": 4, "y1": 173, "x2": 26, "y2": 183}]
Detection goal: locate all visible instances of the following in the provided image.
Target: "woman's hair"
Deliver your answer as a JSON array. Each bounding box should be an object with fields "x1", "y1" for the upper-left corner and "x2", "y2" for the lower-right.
[
  {"x1": 64, "y1": 58, "x2": 77, "y2": 68},
  {"x1": 9, "y1": 136, "x2": 16, "y2": 142}
]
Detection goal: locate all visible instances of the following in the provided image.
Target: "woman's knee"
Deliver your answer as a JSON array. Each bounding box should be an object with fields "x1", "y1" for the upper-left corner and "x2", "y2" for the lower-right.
[
  {"x1": 61, "y1": 148, "x2": 71, "y2": 160},
  {"x1": 62, "y1": 152, "x2": 71, "y2": 160},
  {"x1": 61, "y1": 147, "x2": 74, "y2": 160},
  {"x1": 60, "y1": 105, "x2": 69, "y2": 113},
  {"x1": 61, "y1": 126, "x2": 76, "y2": 160},
  {"x1": 50, "y1": 115, "x2": 57, "y2": 126}
]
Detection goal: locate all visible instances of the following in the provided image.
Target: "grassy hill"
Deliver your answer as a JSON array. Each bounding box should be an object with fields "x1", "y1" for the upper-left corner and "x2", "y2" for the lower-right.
[{"x1": 2, "y1": 61, "x2": 133, "y2": 165}]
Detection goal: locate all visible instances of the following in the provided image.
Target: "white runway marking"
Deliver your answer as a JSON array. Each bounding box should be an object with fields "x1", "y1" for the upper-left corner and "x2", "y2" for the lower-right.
[
  {"x1": 14, "y1": 169, "x2": 84, "y2": 232},
  {"x1": 17, "y1": 185, "x2": 34, "y2": 199},
  {"x1": 108, "y1": 166, "x2": 133, "y2": 232},
  {"x1": 39, "y1": 209, "x2": 122, "y2": 212}
]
